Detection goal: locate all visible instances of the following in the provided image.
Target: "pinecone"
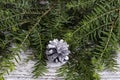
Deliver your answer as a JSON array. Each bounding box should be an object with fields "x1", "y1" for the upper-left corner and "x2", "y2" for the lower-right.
[{"x1": 46, "y1": 39, "x2": 70, "y2": 63}]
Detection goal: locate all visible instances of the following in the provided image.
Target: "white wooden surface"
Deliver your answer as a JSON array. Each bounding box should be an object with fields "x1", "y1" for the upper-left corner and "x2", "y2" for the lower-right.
[
  {"x1": 99, "y1": 53, "x2": 120, "y2": 80},
  {"x1": 4, "y1": 50, "x2": 120, "y2": 80},
  {"x1": 4, "y1": 50, "x2": 64, "y2": 80}
]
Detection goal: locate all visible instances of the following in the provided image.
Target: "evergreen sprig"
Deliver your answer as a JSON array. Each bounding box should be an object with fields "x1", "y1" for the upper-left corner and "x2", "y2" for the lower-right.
[{"x1": 0, "y1": 0, "x2": 120, "y2": 80}]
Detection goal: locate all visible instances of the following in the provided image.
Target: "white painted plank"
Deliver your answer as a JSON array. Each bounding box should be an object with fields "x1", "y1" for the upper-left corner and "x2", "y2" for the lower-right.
[{"x1": 4, "y1": 49, "x2": 120, "y2": 80}]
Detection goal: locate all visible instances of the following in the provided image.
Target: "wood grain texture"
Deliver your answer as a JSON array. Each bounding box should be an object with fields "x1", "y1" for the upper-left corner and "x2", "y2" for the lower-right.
[
  {"x1": 4, "y1": 50, "x2": 64, "y2": 80},
  {"x1": 4, "y1": 50, "x2": 120, "y2": 80},
  {"x1": 99, "y1": 53, "x2": 120, "y2": 80}
]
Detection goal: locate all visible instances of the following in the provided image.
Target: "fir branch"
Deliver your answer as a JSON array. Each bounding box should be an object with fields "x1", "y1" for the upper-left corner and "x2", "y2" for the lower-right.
[
  {"x1": 0, "y1": 0, "x2": 120, "y2": 80},
  {"x1": 100, "y1": 23, "x2": 114, "y2": 58},
  {"x1": 66, "y1": 0, "x2": 95, "y2": 9},
  {"x1": 21, "y1": 7, "x2": 52, "y2": 46},
  {"x1": 0, "y1": 13, "x2": 24, "y2": 22},
  {"x1": 76, "y1": 22, "x2": 113, "y2": 42},
  {"x1": 0, "y1": 20, "x2": 30, "y2": 31},
  {"x1": 72, "y1": 8, "x2": 120, "y2": 36}
]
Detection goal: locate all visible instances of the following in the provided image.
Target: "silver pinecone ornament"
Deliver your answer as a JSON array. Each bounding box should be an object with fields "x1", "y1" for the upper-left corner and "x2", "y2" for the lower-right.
[{"x1": 46, "y1": 39, "x2": 70, "y2": 63}]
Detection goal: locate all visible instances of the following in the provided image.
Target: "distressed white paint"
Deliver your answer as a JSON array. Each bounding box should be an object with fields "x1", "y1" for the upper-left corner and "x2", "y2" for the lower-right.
[
  {"x1": 4, "y1": 50, "x2": 64, "y2": 80},
  {"x1": 99, "y1": 52, "x2": 120, "y2": 80},
  {"x1": 4, "y1": 49, "x2": 120, "y2": 80}
]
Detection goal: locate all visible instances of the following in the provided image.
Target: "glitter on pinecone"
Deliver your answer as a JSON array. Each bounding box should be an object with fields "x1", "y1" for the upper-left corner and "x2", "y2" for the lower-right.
[{"x1": 46, "y1": 39, "x2": 70, "y2": 63}]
